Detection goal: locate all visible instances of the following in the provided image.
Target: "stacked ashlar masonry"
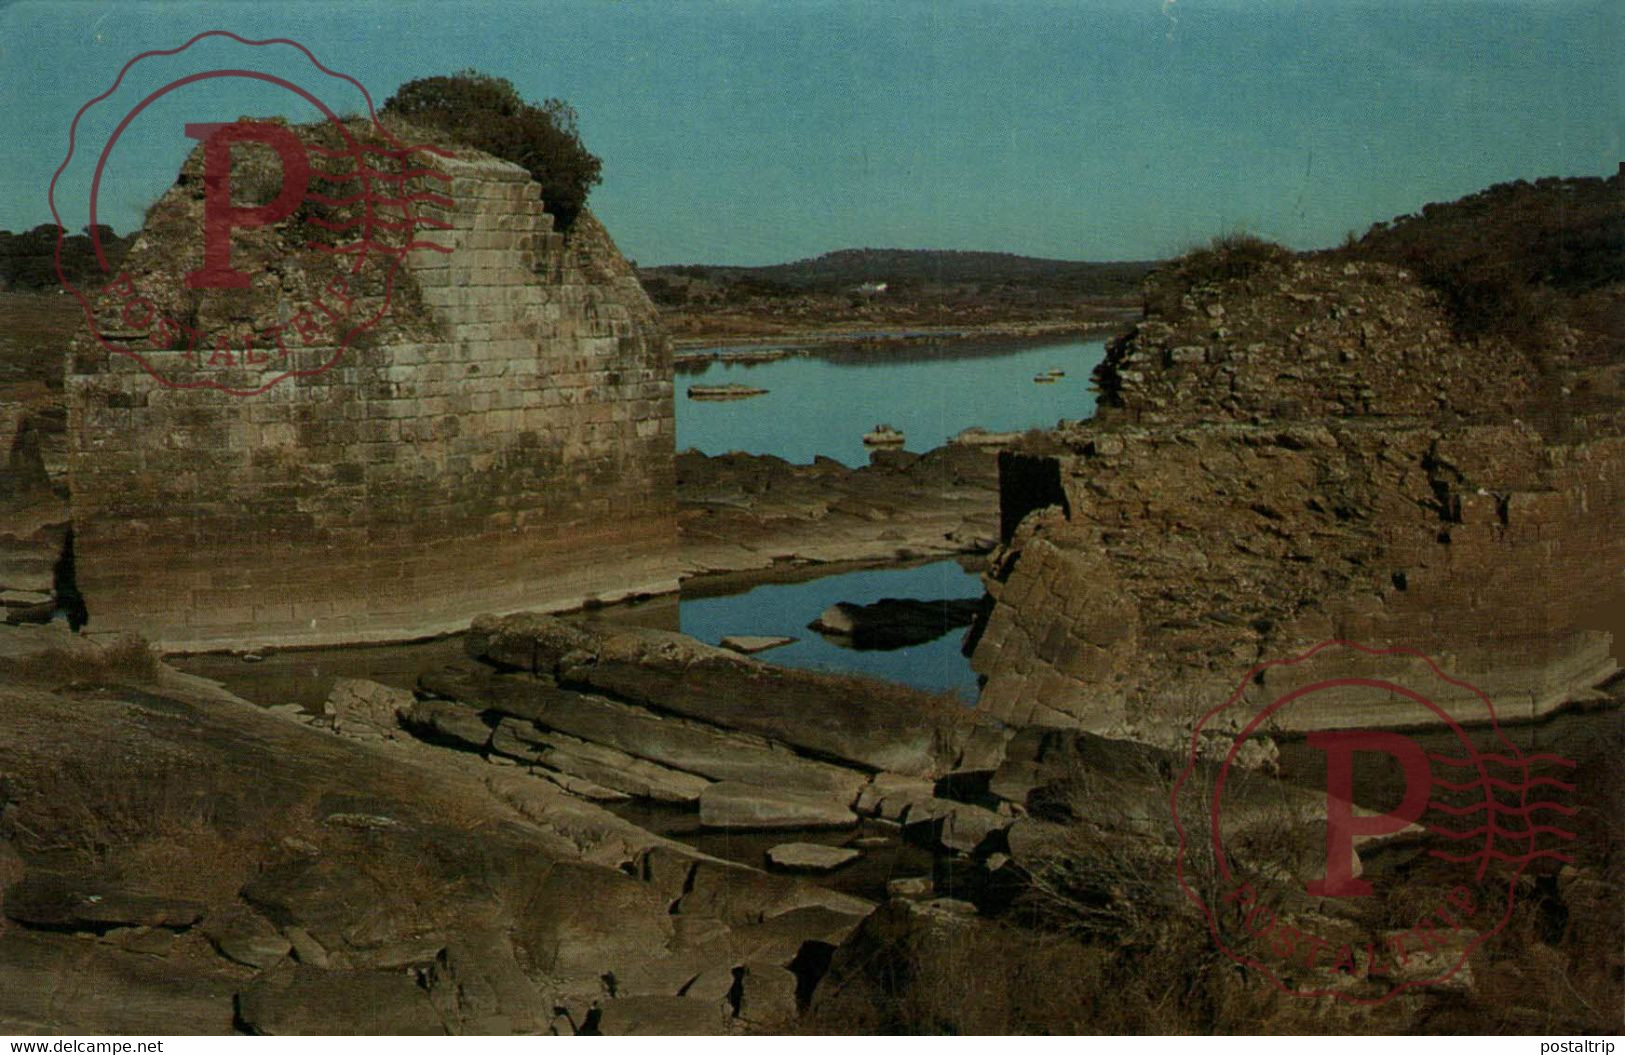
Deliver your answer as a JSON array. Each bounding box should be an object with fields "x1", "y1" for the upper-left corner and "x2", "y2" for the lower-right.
[{"x1": 65, "y1": 144, "x2": 677, "y2": 650}]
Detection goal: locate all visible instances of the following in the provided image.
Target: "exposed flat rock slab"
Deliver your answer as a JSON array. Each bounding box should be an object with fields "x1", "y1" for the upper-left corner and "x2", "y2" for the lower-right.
[
  {"x1": 433, "y1": 668, "x2": 865, "y2": 800},
  {"x1": 719, "y1": 634, "x2": 795, "y2": 654},
  {"x1": 491, "y1": 717, "x2": 710, "y2": 804},
  {"x1": 466, "y1": 615, "x2": 981, "y2": 777},
  {"x1": 699, "y1": 782, "x2": 857, "y2": 831},
  {"x1": 765, "y1": 843, "x2": 861, "y2": 872},
  {"x1": 3, "y1": 873, "x2": 204, "y2": 931}
]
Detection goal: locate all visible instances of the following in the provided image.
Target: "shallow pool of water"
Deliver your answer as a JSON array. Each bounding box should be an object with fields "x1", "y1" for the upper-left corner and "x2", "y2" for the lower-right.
[
  {"x1": 676, "y1": 559, "x2": 984, "y2": 701},
  {"x1": 175, "y1": 558, "x2": 986, "y2": 708}
]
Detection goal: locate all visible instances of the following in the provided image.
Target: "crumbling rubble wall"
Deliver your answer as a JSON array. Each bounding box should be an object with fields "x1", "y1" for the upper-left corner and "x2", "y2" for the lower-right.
[{"x1": 972, "y1": 258, "x2": 1624, "y2": 735}]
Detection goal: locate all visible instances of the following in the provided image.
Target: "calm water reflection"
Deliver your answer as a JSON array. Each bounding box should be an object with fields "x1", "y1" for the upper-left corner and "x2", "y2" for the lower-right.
[
  {"x1": 677, "y1": 559, "x2": 984, "y2": 700},
  {"x1": 678, "y1": 336, "x2": 1108, "y2": 466}
]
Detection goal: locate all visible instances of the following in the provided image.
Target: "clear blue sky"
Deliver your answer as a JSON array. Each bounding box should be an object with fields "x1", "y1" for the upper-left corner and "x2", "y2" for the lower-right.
[{"x1": 2, "y1": 0, "x2": 1618, "y2": 265}]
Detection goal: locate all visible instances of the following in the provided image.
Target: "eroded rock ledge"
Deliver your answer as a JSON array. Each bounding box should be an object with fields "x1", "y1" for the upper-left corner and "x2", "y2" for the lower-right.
[{"x1": 676, "y1": 443, "x2": 1001, "y2": 577}]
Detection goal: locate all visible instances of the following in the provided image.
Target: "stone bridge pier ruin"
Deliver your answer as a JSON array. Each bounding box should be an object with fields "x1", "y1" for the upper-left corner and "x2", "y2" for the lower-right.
[{"x1": 57, "y1": 127, "x2": 677, "y2": 650}]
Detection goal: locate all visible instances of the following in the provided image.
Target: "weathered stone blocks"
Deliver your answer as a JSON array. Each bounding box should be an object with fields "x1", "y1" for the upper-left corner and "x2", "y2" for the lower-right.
[{"x1": 66, "y1": 131, "x2": 677, "y2": 649}]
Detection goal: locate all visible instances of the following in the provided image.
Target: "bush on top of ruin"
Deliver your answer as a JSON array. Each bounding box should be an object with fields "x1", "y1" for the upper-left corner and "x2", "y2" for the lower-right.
[
  {"x1": 1143, "y1": 231, "x2": 1295, "y2": 319},
  {"x1": 382, "y1": 69, "x2": 602, "y2": 233}
]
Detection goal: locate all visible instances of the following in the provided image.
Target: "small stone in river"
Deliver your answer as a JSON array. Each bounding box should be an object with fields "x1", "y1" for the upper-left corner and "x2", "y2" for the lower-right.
[
  {"x1": 765, "y1": 842, "x2": 861, "y2": 872},
  {"x1": 719, "y1": 634, "x2": 796, "y2": 654}
]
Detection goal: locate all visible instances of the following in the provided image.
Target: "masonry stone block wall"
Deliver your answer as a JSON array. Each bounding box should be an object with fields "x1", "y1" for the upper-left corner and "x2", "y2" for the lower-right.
[{"x1": 65, "y1": 134, "x2": 677, "y2": 650}]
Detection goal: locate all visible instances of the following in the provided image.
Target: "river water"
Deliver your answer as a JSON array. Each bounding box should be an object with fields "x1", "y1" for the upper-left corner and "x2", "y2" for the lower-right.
[{"x1": 677, "y1": 335, "x2": 1108, "y2": 466}]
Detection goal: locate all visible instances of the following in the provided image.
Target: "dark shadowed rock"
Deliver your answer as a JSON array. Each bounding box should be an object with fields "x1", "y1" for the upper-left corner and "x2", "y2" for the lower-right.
[
  {"x1": 593, "y1": 995, "x2": 731, "y2": 1036},
  {"x1": 4, "y1": 873, "x2": 203, "y2": 931},
  {"x1": 810, "y1": 597, "x2": 982, "y2": 649},
  {"x1": 402, "y1": 699, "x2": 493, "y2": 750}
]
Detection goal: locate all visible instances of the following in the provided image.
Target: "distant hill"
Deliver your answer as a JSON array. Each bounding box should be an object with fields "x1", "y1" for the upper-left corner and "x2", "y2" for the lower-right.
[{"x1": 644, "y1": 248, "x2": 1155, "y2": 298}]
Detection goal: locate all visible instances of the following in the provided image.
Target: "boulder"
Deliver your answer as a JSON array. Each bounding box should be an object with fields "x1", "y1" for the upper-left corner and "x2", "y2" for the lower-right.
[
  {"x1": 240, "y1": 854, "x2": 452, "y2": 965},
  {"x1": 0, "y1": 838, "x2": 23, "y2": 895},
  {"x1": 725, "y1": 906, "x2": 865, "y2": 966},
  {"x1": 699, "y1": 782, "x2": 857, "y2": 831},
  {"x1": 765, "y1": 843, "x2": 861, "y2": 872},
  {"x1": 99, "y1": 926, "x2": 173, "y2": 958},
  {"x1": 681, "y1": 965, "x2": 739, "y2": 1004},
  {"x1": 512, "y1": 861, "x2": 675, "y2": 993},
  {"x1": 323, "y1": 678, "x2": 413, "y2": 739},
  {"x1": 201, "y1": 905, "x2": 290, "y2": 969},
  {"x1": 886, "y1": 876, "x2": 932, "y2": 899},
  {"x1": 854, "y1": 772, "x2": 936, "y2": 817},
  {"x1": 284, "y1": 925, "x2": 331, "y2": 968},
  {"x1": 737, "y1": 962, "x2": 799, "y2": 1027},
  {"x1": 936, "y1": 804, "x2": 1012, "y2": 855},
  {"x1": 674, "y1": 860, "x2": 871, "y2": 927}
]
